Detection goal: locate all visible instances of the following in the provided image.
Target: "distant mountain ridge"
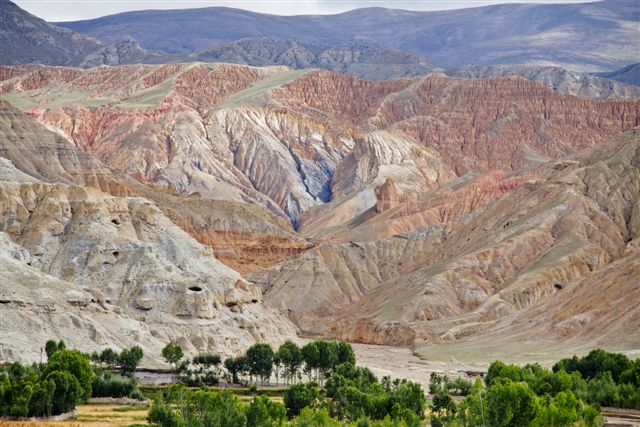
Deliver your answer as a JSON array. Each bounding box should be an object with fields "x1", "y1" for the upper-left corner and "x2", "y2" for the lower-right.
[
  {"x1": 0, "y1": 0, "x2": 103, "y2": 66},
  {"x1": 2, "y1": 0, "x2": 639, "y2": 96},
  {"x1": 182, "y1": 37, "x2": 434, "y2": 80},
  {"x1": 57, "y1": 1, "x2": 640, "y2": 72},
  {"x1": 595, "y1": 63, "x2": 640, "y2": 86},
  {"x1": 0, "y1": 0, "x2": 164, "y2": 67}
]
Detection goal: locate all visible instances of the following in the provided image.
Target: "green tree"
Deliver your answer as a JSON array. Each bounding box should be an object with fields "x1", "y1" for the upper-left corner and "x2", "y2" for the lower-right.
[
  {"x1": 533, "y1": 391, "x2": 580, "y2": 427},
  {"x1": 246, "y1": 396, "x2": 286, "y2": 427},
  {"x1": 98, "y1": 348, "x2": 119, "y2": 369},
  {"x1": 621, "y1": 358, "x2": 640, "y2": 387},
  {"x1": 28, "y1": 378, "x2": 55, "y2": 417},
  {"x1": 224, "y1": 357, "x2": 242, "y2": 384},
  {"x1": 284, "y1": 382, "x2": 320, "y2": 417},
  {"x1": 315, "y1": 340, "x2": 338, "y2": 385},
  {"x1": 486, "y1": 379, "x2": 537, "y2": 427},
  {"x1": 301, "y1": 341, "x2": 320, "y2": 382},
  {"x1": 118, "y1": 346, "x2": 144, "y2": 377},
  {"x1": 46, "y1": 370, "x2": 82, "y2": 414},
  {"x1": 553, "y1": 349, "x2": 633, "y2": 382},
  {"x1": 161, "y1": 342, "x2": 184, "y2": 371},
  {"x1": 185, "y1": 389, "x2": 246, "y2": 427},
  {"x1": 45, "y1": 340, "x2": 59, "y2": 359},
  {"x1": 10, "y1": 383, "x2": 33, "y2": 417},
  {"x1": 336, "y1": 341, "x2": 356, "y2": 366},
  {"x1": 277, "y1": 340, "x2": 303, "y2": 385},
  {"x1": 45, "y1": 349, "x2": 93, "y2": 401},
  {"x1": 148, "y1": 403, "x2": 182, "y2": 427},
  {"x1": 391, "y1": 380, "x2": 426, "y2": 419},
  {"x1": 246, "y1": 343, "x2": 274, "y2": 385},
  {"x1": 455, "y1": 378, "x2": 487, "y2": 427},
  {"x1": 192, "y1": 353, "x2": 222, "y2": 385}
]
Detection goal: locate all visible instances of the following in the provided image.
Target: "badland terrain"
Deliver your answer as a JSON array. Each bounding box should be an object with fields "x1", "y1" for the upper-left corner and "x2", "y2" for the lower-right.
[{"x1": 0, "y1": 0, "x2": 638, "y2": 370}]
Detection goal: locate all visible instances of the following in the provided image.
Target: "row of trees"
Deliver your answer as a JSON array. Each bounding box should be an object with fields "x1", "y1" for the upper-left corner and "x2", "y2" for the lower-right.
[
  {"x1": 148, "y1": 362, "x2": 426, "y2": 426},
  {"x1": 0, "y1": 340, "x2": 145, "y2": 418},
  {"x1": 162, "y1": 339, "x2": 355, "y2": 387},
  {"x1": 430, "y1": 348, "x2": 640, "y2": 426},
  {"x1": 89, "y1": 344, "x2": 144, "y2": 377}
]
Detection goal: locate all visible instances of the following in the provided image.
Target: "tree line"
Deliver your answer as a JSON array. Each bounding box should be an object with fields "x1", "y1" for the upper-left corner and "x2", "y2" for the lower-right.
[
  {"x1": 0, "y1": 340, "x2": 145, "y2": 418},
  {"x1": 430, "y1": 348, "x2": 640, "y2": 426},
  {"x1": 151, "y1": 339, "x2": 426, "y2": 426},
  {"x1": 162, "y1": 339, "x2": 356, "y2": 388}
]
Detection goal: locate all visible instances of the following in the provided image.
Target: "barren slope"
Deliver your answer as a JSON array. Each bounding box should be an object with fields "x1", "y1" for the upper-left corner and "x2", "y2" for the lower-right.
[
  {"x1": 0, "y1": 101, "x2": 297, "y2": 363},
  {"x1": 255, "y1": 128, "x2": 640, "y2": 356},
  {"x1": 2, "y1": 64, "x2": 638, "y2": 229},
  {"x1": 1, "y1": 64, "x2": 639, "y2": 361}
]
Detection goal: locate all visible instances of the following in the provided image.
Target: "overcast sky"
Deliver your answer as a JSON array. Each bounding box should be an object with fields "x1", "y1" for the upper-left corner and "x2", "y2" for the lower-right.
[{"x1": 14, "y1": 0, "x2": 594, "y2": 22}]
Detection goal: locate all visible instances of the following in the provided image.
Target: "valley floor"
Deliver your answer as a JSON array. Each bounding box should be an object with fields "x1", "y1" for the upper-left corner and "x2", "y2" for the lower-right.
[
  {"x1": 348, "y1": 341, "x2": 486, "y2": 392},
  {"x1": 350, "y1": 341, "x2": 640, "y2": 394}
]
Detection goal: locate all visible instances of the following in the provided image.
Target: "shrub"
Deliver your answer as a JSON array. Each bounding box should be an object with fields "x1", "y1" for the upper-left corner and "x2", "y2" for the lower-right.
[
  {"x1": 46, "y1": 370, "x2": 82, "y2": 414},
  {"x1": 92, "y1": 374, "x2": 137, "y2": 398},
  {"x1": 44, "y1": 349, "x2": 93, "y2": 401}
]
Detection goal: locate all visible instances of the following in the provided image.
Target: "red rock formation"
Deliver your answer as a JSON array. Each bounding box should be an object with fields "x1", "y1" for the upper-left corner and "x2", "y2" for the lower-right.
[
  {"x1": 376, "y1": 76, "x2": 640, "y2": 174},
  {"x1": 374, "y1": 178, "x2": 400, "y2": 213},
  {"x1": 272, "y1": 70, "x2": 413, "y2": 122},
  {"x1": 169, "y1": 63, "x2": 261, "y2": 109}
]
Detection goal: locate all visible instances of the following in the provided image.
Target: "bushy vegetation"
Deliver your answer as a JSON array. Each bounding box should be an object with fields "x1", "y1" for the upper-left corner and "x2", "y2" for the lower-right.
[
  {"x1": 433, "y1": 348, "x2": 639, "y2": 426},
  {"x1": 92, "y1": 371, "x2": 140, "y2": 399},
  {"x1": 0, "y1": 340, "x2": 145, "y2": 418},
  {"x1": 151, "y1": 339, "x2": 425, "y2": 426},
  {"x1": 151, "y1": 342, "x2": 639, "y2": 426},
  {"x1": 148, "y1": 375, "x2": 426, "y2": 427},
  {"x1": 162, "y1": 343, "x2": 223, "y2": 387},
  {"x1": 0, "y1": 342, "x2": 92, "y2": 418},
  {"x1": 90, "y1": 345, "x2": 144, "y2": 377}
]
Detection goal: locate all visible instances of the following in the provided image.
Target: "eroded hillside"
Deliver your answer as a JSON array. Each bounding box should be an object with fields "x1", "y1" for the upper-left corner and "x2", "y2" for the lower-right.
[
  {"x1": 0, "y1": 102, "x2": 297, "y2": 363},
  {"x1": 2, "y1": 63, "x2": 638, "y2": 227},
  {"x1": 255, "y1": 129, "x2": 640, "y2": 358},
  {"x1": 1, "y1": 63, "x2": 638, "y2": 362}
]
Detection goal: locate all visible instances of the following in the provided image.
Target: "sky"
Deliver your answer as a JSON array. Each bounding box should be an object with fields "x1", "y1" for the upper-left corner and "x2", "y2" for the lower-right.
[{"x1": 13, "y1": 0, "x2": 593, "y2": 22}]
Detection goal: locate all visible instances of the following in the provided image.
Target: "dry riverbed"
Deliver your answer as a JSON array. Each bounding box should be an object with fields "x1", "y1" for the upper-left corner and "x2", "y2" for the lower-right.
[{"x1": 347, "y1": 341, "x2": 488, "y2": 392}]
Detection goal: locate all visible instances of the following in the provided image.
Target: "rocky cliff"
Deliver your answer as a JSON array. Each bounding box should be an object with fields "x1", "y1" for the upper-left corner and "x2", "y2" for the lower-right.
[
  {"x1": 0, "y1": 102, "x2": 297, "y2": 363},
  {"x1": 3, "y1": 64, "x2": 637, "y2": 228},
  {"x1": 254, "y1": 128, "x2": 640, "y2": 355},
  {"x1": 1, "y1": 63, "x2": 639, "y2": 361}
]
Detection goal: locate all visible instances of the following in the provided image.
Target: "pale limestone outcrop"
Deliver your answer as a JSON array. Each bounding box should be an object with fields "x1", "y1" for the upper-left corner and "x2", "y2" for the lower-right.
[{"x1": 0, "y1": 103, "x2": 297, "y2": 364}]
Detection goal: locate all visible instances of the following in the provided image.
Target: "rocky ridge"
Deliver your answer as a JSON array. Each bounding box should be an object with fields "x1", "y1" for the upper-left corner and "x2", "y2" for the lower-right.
[
  {"x1": 446, "y1": 64, "x2": 640, "y2": 100},
  {"x1": 254, "y1": 128, "x2": 640, "y2": 355},
  {"x1": 1, "y1": 64, "x2": 639, "y2": 360},
  {"x1": 0, "y1": 0, "x2": 163, "y2": 68},
  {"x1": 57, "y1": 1, "x2": 640, "y2": 72},
  {"x1": 184, "y1": 38, "x2": 434, "y2": 81},
  {"x1": 0, "y1": 102, "x2": 297, "y2": 363}
]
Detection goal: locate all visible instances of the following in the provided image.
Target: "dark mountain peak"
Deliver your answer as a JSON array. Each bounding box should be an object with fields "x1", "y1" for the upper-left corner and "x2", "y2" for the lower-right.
[
  {"x1": 595, "y1": 63, "x2": 640, "y2": 86},
  {"x1": 0, "y1": 0, "x2": 104, "y2": 66}
]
